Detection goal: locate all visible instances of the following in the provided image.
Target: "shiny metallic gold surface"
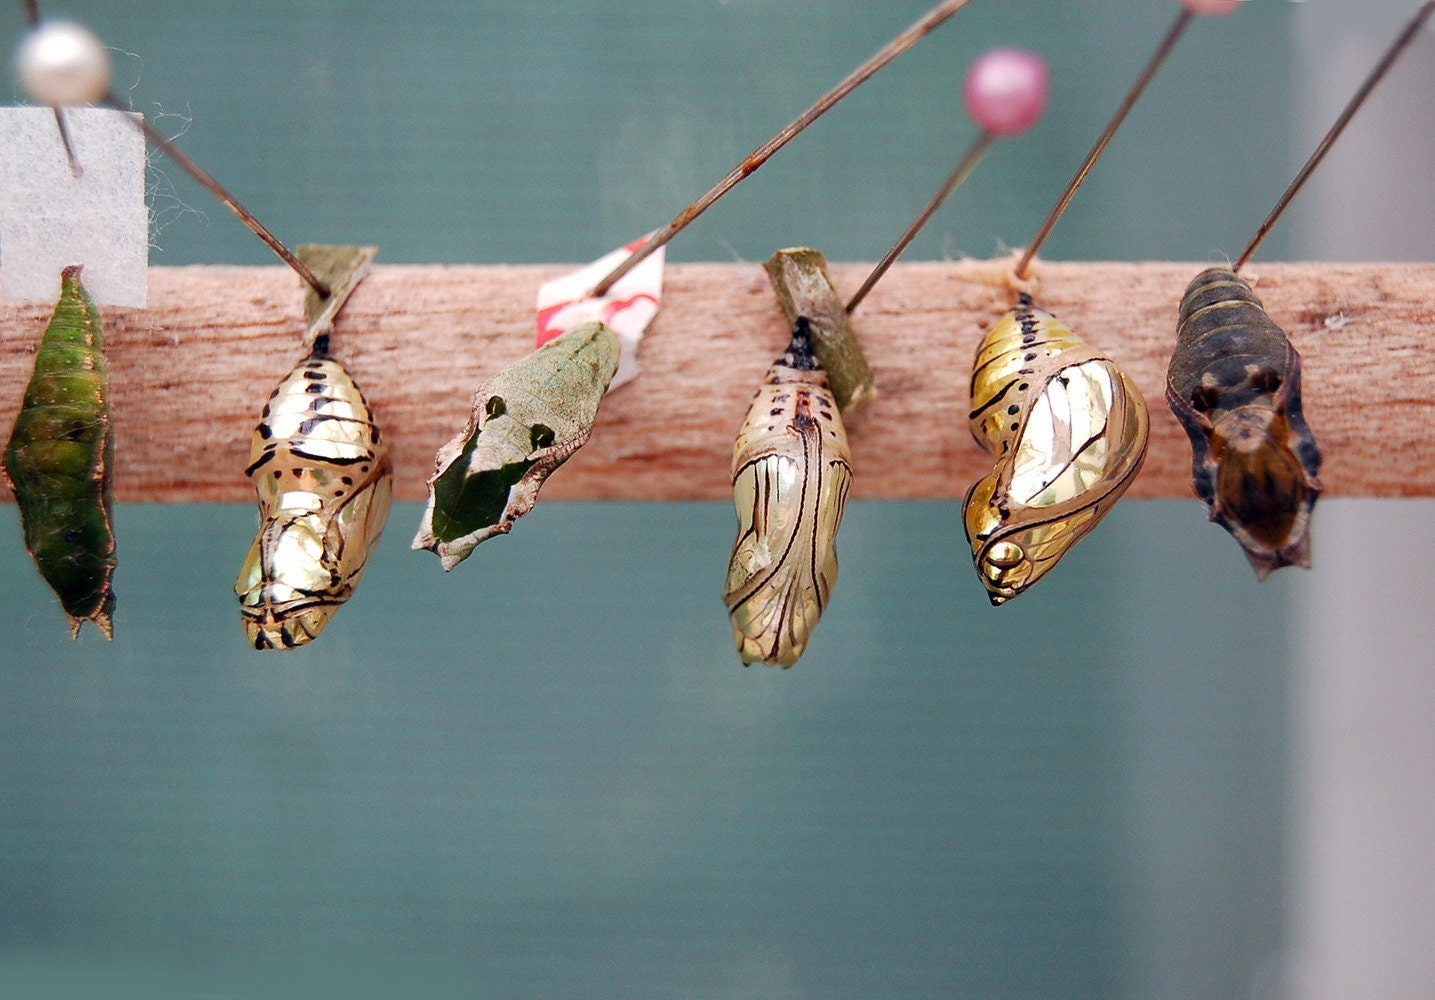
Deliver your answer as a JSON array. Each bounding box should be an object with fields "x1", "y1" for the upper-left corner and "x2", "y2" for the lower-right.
[
  {"x1": 964, "y1": 301, "x2": 1148, "y2": 604},
  {"x1": 724, "y1": 325, "x2": 852, "y2": 667},
  {"x1": 235, "y1": 353, "x2": 392, "y2": 649}
]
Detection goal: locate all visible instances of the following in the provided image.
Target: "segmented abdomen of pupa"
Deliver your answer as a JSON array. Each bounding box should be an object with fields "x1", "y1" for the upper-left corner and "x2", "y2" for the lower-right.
[
  {"x1": 2, "y1": 265, "x2": 117, "y2": 638},
  {"x1": 1167, "y1": 266, "x2": 1321, "y2": 578}
]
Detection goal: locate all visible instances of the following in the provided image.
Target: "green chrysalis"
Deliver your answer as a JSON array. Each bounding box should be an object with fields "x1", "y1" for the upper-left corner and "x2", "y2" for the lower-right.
[
  {"x1": 2, "y1": 265, "x2": 117, "y2": 638},
  {"x1": 413, "y1": 321, "x2": 620, "y2": 570}
]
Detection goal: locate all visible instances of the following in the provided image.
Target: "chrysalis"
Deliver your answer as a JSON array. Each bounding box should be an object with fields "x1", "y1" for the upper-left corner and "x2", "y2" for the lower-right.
[
  {"x1": 723, "y1": 319, "x2": 853, "y2": 667},
  {"x1": 1167, "y1": 267, "x2": 1321, "y2": 578},
  {"x1": 963, "y1": 296, "x2": 1148, "y2": 605},
  {"x1": 1157, "y1": 5, "x2": 1434, "y2": 574},
  {"x1": 413, "y1": 321, "x2": 621, "y2": 570},
  {"x1": 234, "y1": 336, "x2": 392, "y2": 649},
  {"x1": 2, "y1": 265, "x2": 117, "y2": 638}
]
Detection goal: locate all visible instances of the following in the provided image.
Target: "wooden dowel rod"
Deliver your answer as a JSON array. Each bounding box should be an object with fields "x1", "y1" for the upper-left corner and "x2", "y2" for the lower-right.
[{"x1": 2, "y1": 260, "x2": 1432, "y2": 503}]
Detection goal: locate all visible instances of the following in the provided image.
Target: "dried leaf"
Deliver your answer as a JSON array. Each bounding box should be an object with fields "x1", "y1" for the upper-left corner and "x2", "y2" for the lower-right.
[{"x1": 763, "y1": 247, "x2": 876, "y2": 414}]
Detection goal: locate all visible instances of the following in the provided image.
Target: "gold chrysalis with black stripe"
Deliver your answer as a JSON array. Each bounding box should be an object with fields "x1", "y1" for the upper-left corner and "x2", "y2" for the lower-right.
[
  {"x1": 234, "y1": 335, "x2": 392, "y2": 649},
  {"x1": 963, "y1": 296, "x2": 1148, "y2": 604},
  {"x1": 2, "y1": 265, "x2": 117, "y2": 638},
  {"x1": 1167, "y1": 267, "x2": 1321, "y2": 578},
  {"x1": 723, "y1": 319, "x2": 853, "y2": 667}
]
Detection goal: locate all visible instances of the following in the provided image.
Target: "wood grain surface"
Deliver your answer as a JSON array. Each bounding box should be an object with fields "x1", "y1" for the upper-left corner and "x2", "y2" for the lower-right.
[{"x1": 2, "y1": 259, "x2": 1430, "y2": 502}]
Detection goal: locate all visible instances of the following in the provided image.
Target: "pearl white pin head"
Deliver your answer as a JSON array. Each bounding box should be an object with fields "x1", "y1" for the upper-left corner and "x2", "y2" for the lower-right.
[{"x1": 16, "y1": 20, "x2": 111, "y2": 106}]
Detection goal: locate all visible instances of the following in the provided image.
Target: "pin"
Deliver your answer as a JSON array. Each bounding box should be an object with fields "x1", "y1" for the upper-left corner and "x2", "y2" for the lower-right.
[
  {"x1": 1013, "y1": 0, "x2": 1240, "y2": 281},
  {"x1": 591, "y1": 0, "x2": 980, "y2": 298},
  {"x1": 16, "y1": 8, "x2": 329, "y2": 298},
  {"x1": 15, "y1": 4, "x2": 88, "y2": 176},
  {"x1": 413, "y1": 3, "x2": 982, "y2": 574},
  {"x1": 1233, "y1": 0, "x2": 1433, "y2": 272},
  {"x1": 963, "y1": 0, "x2": 1238, "y2": 605},
  {"x1": 845, "y1": 47, "x2": 1049, "y2": 314},
  {"x1": 1167, "y1": 0, "x2": 1434, "y2": 578}
]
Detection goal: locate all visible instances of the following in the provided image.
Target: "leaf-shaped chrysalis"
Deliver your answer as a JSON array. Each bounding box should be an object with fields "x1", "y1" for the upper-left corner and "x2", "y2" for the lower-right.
[{"x1": 413, "y1": 321, "x2": 620, "y2": 570}]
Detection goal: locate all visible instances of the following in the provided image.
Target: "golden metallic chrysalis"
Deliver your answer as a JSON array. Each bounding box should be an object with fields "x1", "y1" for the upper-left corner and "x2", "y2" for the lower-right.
[
  {"x1": 963, "y1": 296, "x2": 1148, "y2": 604},
  {"x1": 723, "y1": 320, "x2": 853, "y2": 667},
  {"x1": 235, "y1": 337, "x2": 392, "y2": 649}
]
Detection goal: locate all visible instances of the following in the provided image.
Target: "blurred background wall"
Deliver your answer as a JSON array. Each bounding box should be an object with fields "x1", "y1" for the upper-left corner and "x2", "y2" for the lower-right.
[{"x1": 1289, "y1": 4, "x2": 1435, "y2": 998}]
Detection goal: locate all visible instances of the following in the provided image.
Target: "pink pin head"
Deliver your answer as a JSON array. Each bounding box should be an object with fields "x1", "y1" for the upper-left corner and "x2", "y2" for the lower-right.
[
  {"x1": 963, "y1": 49, "x2": 1049, "y2": 138},
  {"x1": 1180, "y1": 0, "x2": 1241, "y2": 15}
]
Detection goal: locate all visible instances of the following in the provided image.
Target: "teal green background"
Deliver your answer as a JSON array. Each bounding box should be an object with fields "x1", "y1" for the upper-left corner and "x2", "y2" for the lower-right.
[
  {"x1": 0, "y1": 1, "x2": 1378, "y2": 997},
  {"x1": 1, "y1": 501, "x2": 1291, "y2": 999},
  {"x1": 5, "y1": 0, "x2": 1297, "y2": 267}
]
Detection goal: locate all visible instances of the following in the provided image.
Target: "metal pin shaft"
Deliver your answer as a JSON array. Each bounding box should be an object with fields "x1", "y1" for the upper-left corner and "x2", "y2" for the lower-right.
[
  {"x1": 590, "y1": 0, "x2": 978, "y2": 297},
  {"x1": 108, "y1": 95, "x2": 331, "y2": 297},
  {"x1": 1013, "y1": 8, "x2": 1193, "y2": 280},
  {"x1": 24, "y1": 0, "x2": 83, "y2": 177},
  {"x1": 846, "y1": 132, "x2": 994, "y2": 314},
  {"x1": 1235, "y1": 0, "x2": 1435, "y2": 271}
]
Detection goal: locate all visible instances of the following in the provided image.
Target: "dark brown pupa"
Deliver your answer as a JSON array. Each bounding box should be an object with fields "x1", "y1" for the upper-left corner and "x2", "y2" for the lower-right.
[{"x1": 1166, "y1": 267, "x2": 1322, "y2": 578}]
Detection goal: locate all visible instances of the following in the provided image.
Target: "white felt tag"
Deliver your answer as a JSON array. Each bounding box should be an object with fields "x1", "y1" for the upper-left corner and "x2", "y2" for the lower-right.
[{"x1": 0, "y1": 106, "x2": 147, "y2": 307}]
